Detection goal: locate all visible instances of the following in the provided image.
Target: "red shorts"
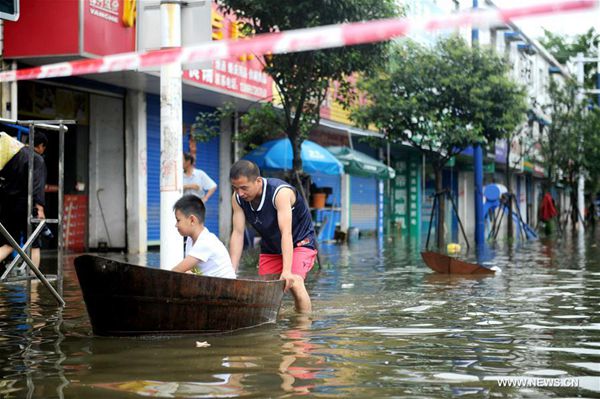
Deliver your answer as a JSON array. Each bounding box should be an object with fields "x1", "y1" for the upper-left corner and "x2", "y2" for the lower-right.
[{"x1": 258, "y1": 247, "x2": 317, "y2": 280}]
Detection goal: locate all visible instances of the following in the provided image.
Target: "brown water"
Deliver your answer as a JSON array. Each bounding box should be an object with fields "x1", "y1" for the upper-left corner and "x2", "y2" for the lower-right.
[{"x1": 1, "y1": 234, "x2": 599, "y2": 398}]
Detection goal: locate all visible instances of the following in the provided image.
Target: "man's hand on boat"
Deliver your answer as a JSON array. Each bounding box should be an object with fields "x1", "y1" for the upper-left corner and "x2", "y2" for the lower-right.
[{"x1": 280, "y1": 271, "x2": 295, "y2": 291}]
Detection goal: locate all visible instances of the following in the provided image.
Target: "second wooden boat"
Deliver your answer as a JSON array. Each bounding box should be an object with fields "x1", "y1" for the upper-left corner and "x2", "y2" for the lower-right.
[
  {"x1": 74, "y1": 254, "x2": 285, "y2": 336},
  {"x1": 421, "y1": 251, "x2": 496, "y2": 274}
]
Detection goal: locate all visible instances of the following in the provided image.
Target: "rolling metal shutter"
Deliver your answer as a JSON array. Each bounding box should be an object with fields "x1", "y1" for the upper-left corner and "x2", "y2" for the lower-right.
[
  {"x1": 183, "y1": 101, "x2": 220, "y2": 235},
  {"x1": 350, "y1": 175, "x2": 377, "y2": 231},
  {"x1": 147, "y1": 95, "x2": 160, "y2": 244}
]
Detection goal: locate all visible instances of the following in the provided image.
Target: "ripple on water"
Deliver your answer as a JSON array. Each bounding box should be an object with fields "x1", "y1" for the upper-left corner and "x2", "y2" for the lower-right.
[
  {"x1": 401, "y1": 305, "x2": 432, "y2": 312},
  {"x1": 530, "y1": 346, "x2": 600, "y2": 356},
  {"x1": 433, "y1": 373, "x2": 480, "y2": 382},
  {"x1": 524, "y1": 369, "x2": 568, "y2": 376},
  {"x1": 520, "y1": 324, "x2": 600, "y2": 331},
  {"x1": 347, "y1": 326, "x2": 454, "y2": 335},
  {"x1": 568, "y1": 362, "x2": 600, "y2": 372}
]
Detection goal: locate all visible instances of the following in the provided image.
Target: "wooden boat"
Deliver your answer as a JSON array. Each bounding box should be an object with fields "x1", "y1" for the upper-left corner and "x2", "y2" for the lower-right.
[
  {"x1": 420, "y1": 251, "x2": 496, "y2": 274},
  {"x1": 74, "y1": 254, "x2": 285, "y2": 336}
]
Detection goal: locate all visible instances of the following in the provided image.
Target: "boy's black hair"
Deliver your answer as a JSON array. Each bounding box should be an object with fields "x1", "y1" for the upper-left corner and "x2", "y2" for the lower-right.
[
  {"x1": 229, "y1": 159, "x2": 260, "y2": 180},
  {"x1": 183, "y1": 152, "x2": 195, "y2": 164},
  {"x1": 34, "y1": 131, "x2": 48, "y2": 148},
  {"x1": 173, "y1": 195, "x2": 205, "y2": 224}
]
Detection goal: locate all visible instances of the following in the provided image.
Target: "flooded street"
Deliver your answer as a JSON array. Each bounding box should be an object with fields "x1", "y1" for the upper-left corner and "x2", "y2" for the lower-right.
[{"x1": 1, "y1": 234, "x2": 599, "y2": 398}]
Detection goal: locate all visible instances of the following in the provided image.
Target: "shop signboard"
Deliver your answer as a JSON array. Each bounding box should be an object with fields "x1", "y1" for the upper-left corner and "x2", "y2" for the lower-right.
[
  {"x1": 391, "y1": 156, "x2": 421, "y2": 236},
  {"x1": 184, "y1": 61, "x2": 272, "y2": 101},
  {"x1": 83, "y1": 0, "x2": 136, "y2": 56},
  {"x1": 183, "y1": 6, "x2": 272, "y2": 101},
  {"x1": 495, "y1": 139, "x2": 508, "y2": 163},
  {"x1": 4, "y1": 0, "x2": 136, "y2": 58}
]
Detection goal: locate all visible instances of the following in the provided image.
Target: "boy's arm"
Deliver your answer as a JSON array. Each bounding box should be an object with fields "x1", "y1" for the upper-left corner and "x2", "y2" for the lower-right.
[
  {"x1": 172, "y1": 255, "x2": 200, "y2": 273},
  {"x1": 229, "y1": 194, "x2": 246, "y2": 272}
]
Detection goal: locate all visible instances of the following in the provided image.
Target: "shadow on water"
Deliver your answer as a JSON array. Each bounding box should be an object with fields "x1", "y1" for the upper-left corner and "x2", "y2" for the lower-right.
[{"x1": 1, "y1": 231, "x2": 600, "y2": 397}]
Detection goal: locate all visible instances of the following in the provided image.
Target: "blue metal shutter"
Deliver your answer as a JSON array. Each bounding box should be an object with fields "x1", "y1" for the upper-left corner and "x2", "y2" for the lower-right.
[
  {"x1": 146, "y1": 95, "x2": 220, "y2": 245},
  {"x1": 182, "y1": 101, "x2": 219, "y2": 235},
  {"x1": 350, "y1": 175, "x2": 377, "y2": 231},
  {"x1": 147, "y1": 94, "x2": 161, "y2": 244},
  {"x1": 350, "y1": 144, "x2": 378, "y2": 231}
]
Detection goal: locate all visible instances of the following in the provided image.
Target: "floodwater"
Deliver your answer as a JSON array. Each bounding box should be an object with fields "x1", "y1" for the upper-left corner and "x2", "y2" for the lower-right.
[{"x1": 1, "y1": 233, "x2": 599, "y2": 398}]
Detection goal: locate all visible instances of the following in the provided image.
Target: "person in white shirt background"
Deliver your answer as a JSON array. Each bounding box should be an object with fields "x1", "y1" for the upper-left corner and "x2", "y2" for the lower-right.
[{"x1": 183, "y1": 152, "x2": 217, "y2": 203}]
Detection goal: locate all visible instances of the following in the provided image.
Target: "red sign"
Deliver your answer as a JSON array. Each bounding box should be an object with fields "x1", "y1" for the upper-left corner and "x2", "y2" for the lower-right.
[
  {"x1": 183, "y1": 7, "x2": 272, "y2": 100},
  {"x1": 3, "y1": 0, "x2": 135, "y2": 59},
  {"x1": 63, "y1": 195, "x2": 88, "y2": 253},
  {"x1": 184, "y1": 60, "x2": 272, "y2": 101},
  {"x1": 84, "y1": 0, "x2": 136, "y2": 56},
  {"x1": 3, "y1": 1, "x2": 79, "y2": 57}
]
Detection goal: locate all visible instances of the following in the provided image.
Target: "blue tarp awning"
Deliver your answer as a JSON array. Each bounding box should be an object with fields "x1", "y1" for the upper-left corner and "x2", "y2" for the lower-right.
[{"x1": 243, "y1": 138, "x2": 343, "y2": 175}]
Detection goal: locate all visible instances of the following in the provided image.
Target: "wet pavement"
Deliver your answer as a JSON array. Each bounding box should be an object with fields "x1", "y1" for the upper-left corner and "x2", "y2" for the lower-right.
[{"x1": 1, "y1": 233, "x2": 599, "y2": 398}]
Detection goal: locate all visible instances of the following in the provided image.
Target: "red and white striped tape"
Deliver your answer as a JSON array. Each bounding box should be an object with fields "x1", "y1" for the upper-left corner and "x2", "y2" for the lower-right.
[{"x1": 0, "y1": 0, "x2": 596, "y2": 82}]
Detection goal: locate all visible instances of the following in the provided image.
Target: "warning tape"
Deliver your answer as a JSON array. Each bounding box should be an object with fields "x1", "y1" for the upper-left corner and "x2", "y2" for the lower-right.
[{"x1": 0, "y1": 0, "x2": 595, "y2": 82}]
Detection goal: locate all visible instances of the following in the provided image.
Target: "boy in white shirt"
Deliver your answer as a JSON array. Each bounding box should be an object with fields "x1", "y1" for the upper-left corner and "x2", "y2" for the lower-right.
[{"x1": 171, "y1": 195, "x2": 236, "y2": 279}]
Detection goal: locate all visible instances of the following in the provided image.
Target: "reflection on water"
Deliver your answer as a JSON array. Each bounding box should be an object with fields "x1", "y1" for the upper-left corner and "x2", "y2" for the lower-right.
[{"x1": 1, "y1": 233, "x2": 600, "y2": 397}]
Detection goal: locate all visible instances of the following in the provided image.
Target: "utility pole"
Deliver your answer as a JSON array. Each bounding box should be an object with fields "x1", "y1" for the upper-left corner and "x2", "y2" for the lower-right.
[
  {"x1": 472, "y1": 0, "x2": 486, "y2": 250},
  {"x1": 159, "y1": 0, "x2": 184, "y2": 269},
  {"x1": 575, "y1": 52, "x2": 586, "y2": 233}
]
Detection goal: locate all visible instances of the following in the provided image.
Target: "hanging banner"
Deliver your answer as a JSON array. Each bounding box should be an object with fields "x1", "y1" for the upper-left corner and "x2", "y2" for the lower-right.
[{"x1": 0, "y1": 0, "x2": 596, "y2": 82}]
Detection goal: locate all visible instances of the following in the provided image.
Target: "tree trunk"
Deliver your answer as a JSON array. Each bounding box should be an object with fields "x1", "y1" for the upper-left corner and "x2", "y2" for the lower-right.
[
  {"x1": 570, "y1": 182, "x2": 578, "y2": 231},
  {"x1": 289, "y1": 133, "x2": 303, "y2": 174},
  {"x1": 435, "y1": 168, "x2": 445, "y2": 250}
]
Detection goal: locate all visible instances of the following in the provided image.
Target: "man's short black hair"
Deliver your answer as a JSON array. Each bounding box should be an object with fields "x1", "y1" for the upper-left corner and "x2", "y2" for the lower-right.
[
  {"x1": 173, "y1": 195, "x2": 205, "y2": 224},
  {"x1": 183, "y1": 152, "x2": 195, "y2": 164},
  {"x1": 34, "y1": 131, "x2": 48, "y2": 148},
  {"x1": 230, "y1": 160, "x2": 260, "y2": 181}
]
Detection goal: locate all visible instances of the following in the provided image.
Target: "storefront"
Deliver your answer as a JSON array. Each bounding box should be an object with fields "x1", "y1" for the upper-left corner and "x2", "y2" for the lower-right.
[
  {"x1": 3, "y1": 1, "x2": 273, "y2": 253},
  {"x1": 12, "y1": 80, "x2": 127, "y2": 252}
]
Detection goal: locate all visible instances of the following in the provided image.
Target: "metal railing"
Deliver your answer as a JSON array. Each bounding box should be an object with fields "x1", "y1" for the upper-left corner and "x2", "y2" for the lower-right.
[{"x1": 0, "y1": 118, "x2": 75, "y2": 306}]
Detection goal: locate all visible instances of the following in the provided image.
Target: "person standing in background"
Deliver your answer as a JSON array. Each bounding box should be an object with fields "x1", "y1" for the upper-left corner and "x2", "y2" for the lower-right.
[{"x1": 183, "y1": 152, "x2": 217, "y2": 203}]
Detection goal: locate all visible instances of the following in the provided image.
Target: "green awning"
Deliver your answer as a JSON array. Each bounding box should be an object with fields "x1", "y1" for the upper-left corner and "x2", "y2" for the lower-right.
[{"x1": 327, "y1": 146, "x2": 396, "y2": 179}]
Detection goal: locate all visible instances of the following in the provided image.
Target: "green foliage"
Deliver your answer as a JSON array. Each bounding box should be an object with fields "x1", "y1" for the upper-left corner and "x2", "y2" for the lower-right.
[
  {"x1": 352, "y1": 36, "x2": 527, "y2": 171},
  {"x1": 236, "y1": 104, "x2": 285, "y2": 155},
  {"x1": 218, "y1": 0, "x2": 400, "y2": 172},
  {"x1": 541, "y1": 79, "x2": 588, "y2": 185},
  {"x1": 540, "y1": 28, "x2": 599, "y2": 90},
  {"x1": 581, "y1": 107, "x2": 600, "y2": 192},
  {"x1": 191, "y1": 102, "x2": 235, "y2": 142}
]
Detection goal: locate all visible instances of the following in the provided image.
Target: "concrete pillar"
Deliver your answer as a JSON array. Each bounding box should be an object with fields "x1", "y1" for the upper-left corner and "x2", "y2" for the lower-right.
[
  {"x1": 219, "y1": 116, "x2": 232, "y2": 242},
  {"x1": 340, "y1": 174, "x2": 351, "y2": 233},
  {"x1": 125, "y1": 89, "x2": 148, "y2": 254},
  {"x1": 159, "y1": 0, "x2": 184, "y2": 268}
]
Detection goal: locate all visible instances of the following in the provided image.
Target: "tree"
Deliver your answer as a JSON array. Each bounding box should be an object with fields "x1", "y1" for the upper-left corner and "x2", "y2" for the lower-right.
[
  {"x1": 540, "y1": 28, "x2": 599, "y2": 90},
  {"x1": 217, "y1": 0, "x2": 399, "y2": 177},
  {"x1": 581, "y1": 107, "x2": 600, "y2": 204},
  {"x1": 540, "y1": 79, "x2": 594, "y2": 228},
  {"x1": 352, "y1": 36, "x2": 527, "y2": 249}
]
